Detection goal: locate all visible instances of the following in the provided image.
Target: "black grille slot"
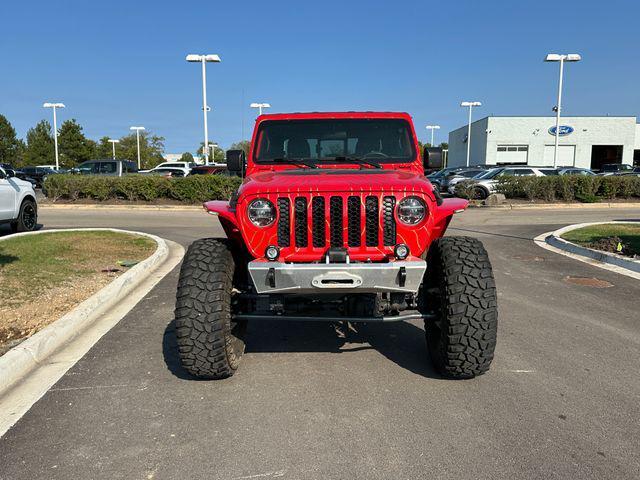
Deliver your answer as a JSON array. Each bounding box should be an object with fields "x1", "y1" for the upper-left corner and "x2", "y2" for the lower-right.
[
  {"x1": 382, "y1": 196, "x2": 396, "y2": 246},
  {"x1": 329, "y1": 196, "x2": 343, "y2": 247},
  {"x1": 347, "y1": 196, "x2": 361, "y2": 247},
  {"x1": 294, "y1": 197, "x2": 308, "y2": 247},
  {"x1": 365, "y1": 196, "x2": 379, "y2": 247},
  {"x1": 311, "y1": 197, "x2": 326, "y2": 248},
  {"x1": 277, "y1": 198, "x2": 290, "y2": 247}
]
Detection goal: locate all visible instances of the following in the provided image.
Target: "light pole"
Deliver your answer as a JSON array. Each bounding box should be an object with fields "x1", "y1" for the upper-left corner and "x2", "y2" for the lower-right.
[
  {"x1": 545, "y1": 53, "x2": 581, "y2": 168},
  {"x1": 186, "y1": 53, "x2": 221, "y2": 165},
  {"x1": 460, "y1": 101, "x2": 482, "y2": 167},
  {"x1": 250, "y1": 102, "x2": 271, "y2": 116},
  {"x1": 130, "y1": 126, "x2": 145, "y2": 169},
  {"x1": 108, "y1": 139, "x2": 119, "y2": 160},
  {"x1": 43, "y1": 102, "x2": 65, "y2": 170},
  {"x1": 425, "y1": 125, "x2": 440, "y2": 147}
]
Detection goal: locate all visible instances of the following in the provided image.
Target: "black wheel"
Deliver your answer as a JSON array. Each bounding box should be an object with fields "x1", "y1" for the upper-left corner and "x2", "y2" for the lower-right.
[
  {"x1": 174, "y1": 238, "x2": 246, "y2": 379},
  {"x1": 473, "y1": 186, "x2": 489, "y2": 200},
  {"x1": 422, "y1": 237, "x2": 498, "y2": 379},
  {"x1": 12, "y1": 198, "x2": 38, "y2": 233}
]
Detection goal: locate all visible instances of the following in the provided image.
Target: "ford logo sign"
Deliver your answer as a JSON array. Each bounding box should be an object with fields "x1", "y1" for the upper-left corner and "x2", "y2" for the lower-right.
[{"x1": 548, "y1": 125, "x2": 574, "y2": 136}]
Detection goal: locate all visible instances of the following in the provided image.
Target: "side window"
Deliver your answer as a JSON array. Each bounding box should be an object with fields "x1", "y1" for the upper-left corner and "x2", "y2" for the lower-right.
[
  {"x1": 514, "y1": 169, "x2": 534, "y2": 176},
  {"x1": 99, "y1": 162, "x2": 117, "y2": 174}
]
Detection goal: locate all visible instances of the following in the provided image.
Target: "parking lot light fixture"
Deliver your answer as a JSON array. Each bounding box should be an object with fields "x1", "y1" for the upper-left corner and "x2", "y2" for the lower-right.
[
  {"x1": 130, "y1": 126, "x2": 145, "y2": 169},
  {"x1": 186, "y1": 53, "x2": 222, "y2": 165},
  {"x1": 108, "y1": 139, "x2": 120, "y2": 160},
  {"x1": 545, "y1": 53, "x2": 581, "y2": 168},
  {"x1": 460, "y1": 101, "x2": 482, "y2": 167},
  {"x1": 42, "y1": 102, "x2": 65, "y2": 170},
  {"x1": 250, "y1": 102, "x2": 271, "y2": 116},
  {"x1": 425, "y1": 125, "x2": 440, "y2": 147}
]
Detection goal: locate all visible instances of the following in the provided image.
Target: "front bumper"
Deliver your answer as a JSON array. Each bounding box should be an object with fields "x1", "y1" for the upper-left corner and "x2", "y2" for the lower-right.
[{"x1": 248, "y1": 258, "x2": 427, "y2": 294}]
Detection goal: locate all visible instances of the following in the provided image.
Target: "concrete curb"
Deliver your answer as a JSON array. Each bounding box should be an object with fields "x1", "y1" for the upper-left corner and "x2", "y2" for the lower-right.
[
  {"x1": 0, "y1": 228, "x2": 170, "y2": 397},
  {"x1": 39, "y1": 203, "x2": 203, "y2": 211},
  {"x1": 534, "y1": 221, "x2": 640, "y2": 280},
  {"x1": 471, "y1": 202, "x2": 640, "y2": 210}
]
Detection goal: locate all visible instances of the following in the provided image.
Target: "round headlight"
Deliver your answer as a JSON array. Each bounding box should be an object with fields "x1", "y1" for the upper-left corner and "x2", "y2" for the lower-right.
[
  {"x1": 248, "y1": 199, "x2": 276, "y2": 227},
  {"x1": 397, "y1": 197, "x2": 426, "y2": 225}
]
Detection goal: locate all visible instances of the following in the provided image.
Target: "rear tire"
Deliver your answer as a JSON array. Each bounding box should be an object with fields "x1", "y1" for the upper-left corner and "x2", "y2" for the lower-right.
[
  {"x1": 174, "y1": 238, "x2": 246, "y2": 379},
  {"x1": 11, "y1": 199, "x2": 38, "y2": 233},
  {"x1": 473, "y1": 186, "x2": 489, "y2": 200},
  {"x1": 422, "y1": 237, "x2": 498, "y2": 379}
]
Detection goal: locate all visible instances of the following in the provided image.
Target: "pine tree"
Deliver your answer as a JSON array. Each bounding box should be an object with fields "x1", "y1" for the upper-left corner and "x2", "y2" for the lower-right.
[
  {"x1": 23, "y1": 120, "x2": 54, "y2": 166},
  {"x1": 0, "y1": 114, "x2": 24, "y2": 166},
  {"x1": 58, "y1": 119, "x2": 95, "y2": 167}
]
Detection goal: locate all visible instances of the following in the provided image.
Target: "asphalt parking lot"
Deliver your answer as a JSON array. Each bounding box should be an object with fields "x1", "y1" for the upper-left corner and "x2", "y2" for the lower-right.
[{"x1": 1, "y1": 206, "x2": 639, "y2": 480}]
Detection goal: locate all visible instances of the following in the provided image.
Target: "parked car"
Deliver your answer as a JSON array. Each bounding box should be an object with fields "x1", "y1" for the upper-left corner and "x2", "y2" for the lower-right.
[
  {"x1": 558, "y1": 168, "x2": 596, "y2": 176},
  {"x1": 427, "y1": 166, "x2": 488, "y2": 191},
  {"x1": 9, "y1": 169, "x2": 38, "y2": 187},
  {"x1": 449, "y1": 166, "x2": 548, "y2": 199},
  {"x1": 598, "y1": 164, "x2": 634, "y2": 175},
  {"x1": 139, "y1": 161, "x2": 194, "y2": 176},
  {"x1": 139, "y1": 167, "x2": 187, "y2": 177},
  {"x1": 20, "y1": 166, "x2": 59, "y2": 188},
  {"x1": 437, "y1": 167, "x2": 487, "y2": 191},
  {"x1": 189, "y1": 165, "x2": 227, "y2": 176},
  {"x1": 74, "y1": 160, "x2": 138, "y2": 176},
  {"x1": 0, "y1": 166, "x2": 38, "y2": 232}
]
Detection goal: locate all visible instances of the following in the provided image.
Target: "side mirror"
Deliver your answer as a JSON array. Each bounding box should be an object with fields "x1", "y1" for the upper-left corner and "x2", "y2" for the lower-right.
[
  {"x1": 5, "y1": 169, "x2": 15, "y2": 178},
  {"x1": 423, "y1": 147, "x2": 443, "y2": 171},
  {"x1": 226, "y1": 150, "x2": 246, "y2": 176}
]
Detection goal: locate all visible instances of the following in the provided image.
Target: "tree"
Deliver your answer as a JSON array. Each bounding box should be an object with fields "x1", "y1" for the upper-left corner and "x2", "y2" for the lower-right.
[
  {"x1": 23, "y1": 120, "x2": 54, "y2": 166},
  {"x1": 118, "y1": 131, "x2": 165, "y2": 169},
  {"x1": 58, "y1": 119, "x2": 95, "y2": 167},
  {"x1": 0, "y1": 114, "x2": 24, "y2": 166},
  {"x1": 439, "y1": 142, "x2": 449, "y2": 150},
  {"x1": 197, "y1": 142, "x2": 225, "y2": 162},
  {"x1": 180, "y1": 152, "x2": 195, "y2": 163},
  {"x1": 95, "y1": 136, "x2": 114, "y2": 159},
  {"x1": 230, "y1": 140, "x2": 250, "y2": 157}
]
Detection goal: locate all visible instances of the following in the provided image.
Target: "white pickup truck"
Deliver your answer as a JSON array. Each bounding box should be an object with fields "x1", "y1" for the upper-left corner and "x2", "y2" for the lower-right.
[{"x1": 0, "y1": 166, "x2": 38, "y2": 233}]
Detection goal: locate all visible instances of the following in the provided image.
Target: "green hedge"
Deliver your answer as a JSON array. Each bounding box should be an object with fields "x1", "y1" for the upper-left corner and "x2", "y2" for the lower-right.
[
  {"x1": 454, "y1": 175, "x2": 640, "y2": 202},
  {"x1": 494, "y1": 175, "x2": 640, "y2": 202},
  {"x1": 43, "y1": 174, "x2": 242, "y2": 203}
]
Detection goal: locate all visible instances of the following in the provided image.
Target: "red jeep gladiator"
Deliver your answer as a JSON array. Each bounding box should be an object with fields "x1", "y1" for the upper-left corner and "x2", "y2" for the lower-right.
[{"x1": 174, "y1": 112, "x2": 497, "y2": 379}]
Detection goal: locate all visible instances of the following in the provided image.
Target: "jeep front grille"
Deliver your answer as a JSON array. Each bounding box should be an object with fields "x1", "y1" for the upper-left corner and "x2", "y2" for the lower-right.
[{"x1": 278, "y1": 194, "x2": 398, "y2": 252}]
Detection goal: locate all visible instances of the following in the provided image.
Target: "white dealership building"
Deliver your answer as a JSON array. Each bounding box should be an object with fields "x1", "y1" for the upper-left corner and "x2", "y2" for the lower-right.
[{"x1": 447, "y1": 116, "x2": 640, "y2": 170}]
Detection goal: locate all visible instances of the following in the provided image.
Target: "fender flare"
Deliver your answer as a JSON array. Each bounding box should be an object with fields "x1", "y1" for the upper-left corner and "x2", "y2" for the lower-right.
[
  {"x1": 430, "y1": 197, "x2": 469, "y2": 237},
  {"x1": 203, "y1": 200, "x2": 242, "y2": 242}
]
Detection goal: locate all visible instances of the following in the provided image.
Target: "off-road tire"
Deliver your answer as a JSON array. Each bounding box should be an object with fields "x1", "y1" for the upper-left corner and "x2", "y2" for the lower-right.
[
  {"x1": 174, "y1": 238, "x2": 246, "y2": 379},
  {"x1": 423, "y1": 236, "x2": 497, "y2": 379},
  {"x1": 10, "y1": 198, "x2": 38, "y2": 233}
]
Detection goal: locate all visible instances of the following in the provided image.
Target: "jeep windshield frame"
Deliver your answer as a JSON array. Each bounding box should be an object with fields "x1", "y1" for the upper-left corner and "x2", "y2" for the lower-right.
[{"x1": 252, "y1": 118, "x2": 417, "y2": 167}]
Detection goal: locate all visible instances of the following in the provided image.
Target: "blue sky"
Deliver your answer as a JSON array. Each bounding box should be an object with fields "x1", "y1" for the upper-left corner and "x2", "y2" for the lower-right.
[{"x1": 1, "y1": 0, "x2": 638, "y2": 154}]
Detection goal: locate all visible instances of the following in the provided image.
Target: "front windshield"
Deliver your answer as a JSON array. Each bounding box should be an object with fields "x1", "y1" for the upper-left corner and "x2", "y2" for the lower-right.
[
  {"x1": 475, "y1": 168, "x2": 502, "y2": 179},
  {"x1": 254, "y1": 119, "x2": 416, "y2": 164}
]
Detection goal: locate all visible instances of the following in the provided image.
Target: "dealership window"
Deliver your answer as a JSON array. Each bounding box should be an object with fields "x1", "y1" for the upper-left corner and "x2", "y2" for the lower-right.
[{"x1": 497, "y1": 145, "x2": 528, "y2": 152}]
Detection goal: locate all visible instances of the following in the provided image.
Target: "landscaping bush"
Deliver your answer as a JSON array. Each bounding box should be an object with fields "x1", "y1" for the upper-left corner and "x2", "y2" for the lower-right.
[
  {"x1": 494, "y1": 175, "x2": 640, "y2": 202},
  {"x1": 44, "y1": 174, "x2": 242, "y2": 204}
]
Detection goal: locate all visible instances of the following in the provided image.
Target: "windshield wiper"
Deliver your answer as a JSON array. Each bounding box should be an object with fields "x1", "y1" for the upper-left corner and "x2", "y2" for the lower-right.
[
  {"x1": 330, "y1": 156, "x2": 382, "y2": 169},
  {"x1": 271, "y1": 158, "x2": 318, "y2": 169}
]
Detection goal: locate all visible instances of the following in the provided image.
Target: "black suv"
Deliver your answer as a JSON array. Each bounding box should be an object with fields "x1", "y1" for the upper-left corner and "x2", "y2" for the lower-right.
[{"x1": 74, "y1": 160, "x2": 138, "y2": 176}]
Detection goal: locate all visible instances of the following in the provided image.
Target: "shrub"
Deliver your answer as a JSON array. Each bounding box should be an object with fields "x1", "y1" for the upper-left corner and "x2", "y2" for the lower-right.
[
  {"x1": 43, "y1": 174, "x2": 242, "y2": 204},
  {"x1": 484, "y1": 175, "x2": 640, "y2": 202}
]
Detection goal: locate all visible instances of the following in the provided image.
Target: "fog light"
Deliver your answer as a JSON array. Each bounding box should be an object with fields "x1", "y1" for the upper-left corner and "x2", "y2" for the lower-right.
[
  {"x1": 394, "y1": 244, "x2": 409, "y2": 260},
  {"x1": 265, "y1": 245, "x2": 279, "y2": 261}
]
